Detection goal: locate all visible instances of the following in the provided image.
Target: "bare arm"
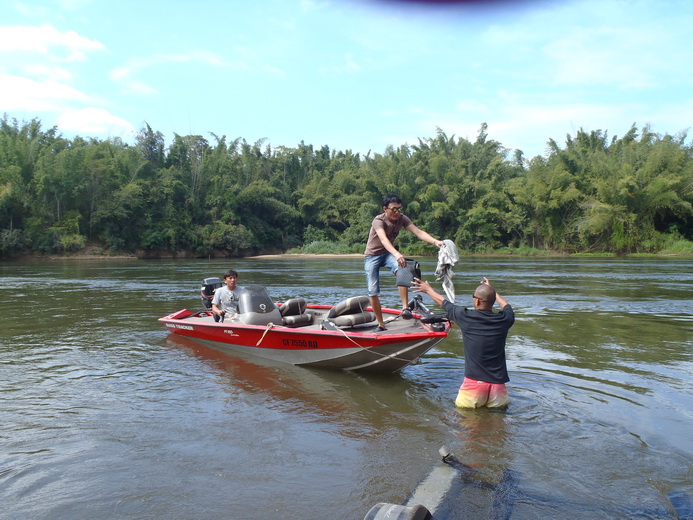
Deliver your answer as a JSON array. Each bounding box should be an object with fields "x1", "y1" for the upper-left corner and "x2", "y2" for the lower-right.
[
  {"x1": 411, "y1": 278, "x2": 447, "y2": 307},
  {"x1": 375, "y1": 227, "x2": 407, "y2": 267},
  {"x1": 405, "y1": 223, "x2": 443, "y2": 248},
  {"x1": 481, "y1": 277, "x2": 509, "y2": 309}
]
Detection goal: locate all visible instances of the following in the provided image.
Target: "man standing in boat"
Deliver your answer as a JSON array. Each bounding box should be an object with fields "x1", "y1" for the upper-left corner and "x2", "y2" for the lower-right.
[
  {"x1": 212, "y1": 269, "x2": 241, "y2": 323},
  {"x1": 412, "y1": 277, "x2": 514, "y2": 408},
  {"x1": 365, "y1": 193, "x2": 443, "y2": 330}
]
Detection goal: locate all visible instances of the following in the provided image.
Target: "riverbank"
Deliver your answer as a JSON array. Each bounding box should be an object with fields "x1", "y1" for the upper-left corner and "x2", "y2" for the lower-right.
[{"x1": 4, "y1": 245, "x2": 692, "y2": 261}]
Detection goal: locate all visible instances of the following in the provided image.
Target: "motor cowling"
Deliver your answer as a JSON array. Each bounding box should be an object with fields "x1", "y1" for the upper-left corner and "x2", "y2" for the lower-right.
[{"x1": 200, "y1": 277, "x2": 222, "y2": 309}]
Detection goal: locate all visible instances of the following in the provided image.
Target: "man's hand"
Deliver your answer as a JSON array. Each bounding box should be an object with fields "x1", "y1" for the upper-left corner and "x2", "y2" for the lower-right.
[
  {"x1": 411, "y1": 278, "x2": 446, "y2": 306},
  {"x1": 411, "y1": 278, "x2": 430, "y2": 293},
  {"x1": 480, "y1": 277, "x2": 510, "y2": 309}
]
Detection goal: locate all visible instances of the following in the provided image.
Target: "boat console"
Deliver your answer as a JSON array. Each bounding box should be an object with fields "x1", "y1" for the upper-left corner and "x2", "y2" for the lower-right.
[{"x1": 234, "y1": 285, "x2": 283, "y2": 326}]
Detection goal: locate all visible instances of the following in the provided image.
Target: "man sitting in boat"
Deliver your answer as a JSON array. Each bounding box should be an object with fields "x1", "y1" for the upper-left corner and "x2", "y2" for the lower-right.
[
  {"x1": 364, "y1": 193, "x2": 443, "y2": 330},
  {"x1": 212, "y1": 269, "x2": 242, "y2": 323}
]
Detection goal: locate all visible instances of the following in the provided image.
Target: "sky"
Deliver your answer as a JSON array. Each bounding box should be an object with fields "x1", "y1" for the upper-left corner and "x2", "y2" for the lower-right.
[{"x1": 1, "y1": 0, "x2": 691, "y2": 160}]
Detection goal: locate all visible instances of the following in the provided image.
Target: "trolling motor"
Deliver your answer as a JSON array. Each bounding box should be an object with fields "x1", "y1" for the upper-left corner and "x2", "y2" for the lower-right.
[
  {"x1": 407, "y1": 295, "x2": 450, "y2": 331},
  {"x1": 408, "y1": 294, "x2": 431, "y2": 314}
]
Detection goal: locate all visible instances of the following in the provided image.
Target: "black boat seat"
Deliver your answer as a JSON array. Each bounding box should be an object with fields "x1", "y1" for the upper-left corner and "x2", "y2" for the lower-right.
[
  {"x1": 326, "y1": 295, "x2": 376, "y2": 327},
  {"x1": 279, "y1": 298, "x2": 313, "y2": 326}
]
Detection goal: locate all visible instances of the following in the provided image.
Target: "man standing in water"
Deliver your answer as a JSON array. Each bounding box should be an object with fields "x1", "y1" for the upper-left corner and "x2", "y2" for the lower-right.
[
  {"x1": 364, "y1": 193, "x2": 443, "y2": 330},
  {"x1": 412, "y1": 276, "x2": 515, "y2": 408},
  {"x1": 212, "y1": 269, "x2": 241, "y2": 322}
]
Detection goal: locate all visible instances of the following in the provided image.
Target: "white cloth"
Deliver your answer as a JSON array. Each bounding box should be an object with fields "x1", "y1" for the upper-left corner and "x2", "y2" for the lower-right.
[{"x1": 435, "y1": 240, "x2": 459, "y2": 302}]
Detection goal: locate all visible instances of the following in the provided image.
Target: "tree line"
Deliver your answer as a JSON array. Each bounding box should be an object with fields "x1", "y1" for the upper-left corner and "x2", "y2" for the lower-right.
[{"x1": 1, "y1": 116, "x2": 691, "y2": 259}]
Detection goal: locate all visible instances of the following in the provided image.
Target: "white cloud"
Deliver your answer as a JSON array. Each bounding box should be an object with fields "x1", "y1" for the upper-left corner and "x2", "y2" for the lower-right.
[
  {"x1": 11, "y1": 2, "x2": 53, "y2": 18},
  {"x1": 319, "y1": 52, "x2": 361, "y2": 74},
  {"x1": 121, "y1": 80, "x2": 159, "y2": 96},
  {"x1": 0, "y1": 74, "x2": 91, "y2": 111},
  {"x1": 22, "y1": 64, "x2": 73, "y2": 82},
  {"x1": 544, "y1": 26, "x2": 662, "y2": 88},
  {"x1": 110, "y1": 50, "x2": 225, "y2": 95},
  {"x1": 0, "y1": 23, "x2": 131, "y2": 141},
  {"x1": 57, "y1": 0, "x2": 91, "y2": 10},
  {"x1": 0, "y1": 24, "x2": 104, "y2": 61},
  {"x1": 57, "y1": 107, "x2": 134, "y2": 136}
]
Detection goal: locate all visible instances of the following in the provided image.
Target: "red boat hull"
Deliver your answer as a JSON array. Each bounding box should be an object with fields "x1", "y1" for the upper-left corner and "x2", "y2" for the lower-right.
[{"x1": 159, "y1": 306, "x2": 451, "y2": 372}]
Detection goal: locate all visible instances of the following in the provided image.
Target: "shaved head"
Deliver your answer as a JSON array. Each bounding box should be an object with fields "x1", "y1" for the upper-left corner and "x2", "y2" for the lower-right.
[{"x1": 475, "y1": 284, "x2": 496, "y2": 306}]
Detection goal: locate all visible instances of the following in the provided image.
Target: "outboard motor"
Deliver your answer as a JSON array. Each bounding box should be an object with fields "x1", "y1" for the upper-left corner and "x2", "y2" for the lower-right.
[
  {"x1": 235, "y1": 285, "x2": 282, "y2": 326},
  {"x1": 201, "y1": 277, "x2": 222, "y2": 309}
]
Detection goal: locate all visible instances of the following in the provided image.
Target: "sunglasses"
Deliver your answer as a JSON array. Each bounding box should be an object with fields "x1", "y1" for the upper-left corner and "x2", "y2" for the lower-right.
[
  {"x1": 472, "y1": 294, "x2": 487, "y2": 302},
  {"x1": 387, "y1": 206, "x2": 403, "y2": 213}
]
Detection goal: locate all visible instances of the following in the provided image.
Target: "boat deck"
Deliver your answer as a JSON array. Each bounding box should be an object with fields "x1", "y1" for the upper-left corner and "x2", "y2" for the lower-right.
[{"x1": 192, "y1": 307, "x2": 433, "y2": 335}]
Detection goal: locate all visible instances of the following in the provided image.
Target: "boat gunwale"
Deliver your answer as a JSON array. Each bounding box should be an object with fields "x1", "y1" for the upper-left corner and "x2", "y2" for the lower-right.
[{"x1": 159, "y1": 305, "x2": 451, "y2": 341}]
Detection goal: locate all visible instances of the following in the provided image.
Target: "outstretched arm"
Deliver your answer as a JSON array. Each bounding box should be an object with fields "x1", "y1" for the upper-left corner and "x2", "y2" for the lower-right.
[
  {"x1": 406, "y1": 223, "x2": 443, "y2": 248},
  {"x1": 481, "y1": 277, "x2": 509, "y2": 309},
  {"x1": 411, "y1": 278, "x2": 447, "y2": 307}
]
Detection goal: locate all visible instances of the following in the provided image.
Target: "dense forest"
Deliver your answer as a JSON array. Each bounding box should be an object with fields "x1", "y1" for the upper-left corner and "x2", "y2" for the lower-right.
[{"x1": 1, "y1": 115, "x2": 692, "y2": 259}]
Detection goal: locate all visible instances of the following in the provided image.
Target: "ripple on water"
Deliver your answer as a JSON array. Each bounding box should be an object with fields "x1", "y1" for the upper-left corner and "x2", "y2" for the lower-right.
[{"x1": 1, "y1": 258, "x2": 691, "y2": 519}]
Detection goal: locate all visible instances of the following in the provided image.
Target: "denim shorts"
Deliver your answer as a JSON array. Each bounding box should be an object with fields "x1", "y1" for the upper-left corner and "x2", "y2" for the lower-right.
[{"x1": 364, "y1": 253, "x2": 399, "y2": 296}]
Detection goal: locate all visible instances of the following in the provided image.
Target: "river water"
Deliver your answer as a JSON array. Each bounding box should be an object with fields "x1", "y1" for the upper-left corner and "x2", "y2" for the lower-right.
[{"x1": 1, "y1": 256, "x2": 691, "y2": 519}]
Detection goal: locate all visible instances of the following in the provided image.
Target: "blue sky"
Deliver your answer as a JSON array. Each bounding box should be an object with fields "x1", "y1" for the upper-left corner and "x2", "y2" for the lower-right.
[{"x1": 1, "y1": 0, "x2": 691, "y2": 159}]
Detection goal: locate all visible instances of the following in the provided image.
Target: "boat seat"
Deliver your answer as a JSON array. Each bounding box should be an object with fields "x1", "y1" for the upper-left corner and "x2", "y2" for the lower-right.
[
  {"x1": 279, "y1": 298, "x2": 314, "y2": 326},
  {"x1": 326, "y1": 295, "x2": 376, "y2": 327}
]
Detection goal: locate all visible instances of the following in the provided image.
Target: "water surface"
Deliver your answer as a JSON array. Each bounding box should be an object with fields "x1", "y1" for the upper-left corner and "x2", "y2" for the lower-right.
[{"x1": 1, "y1": 256, "x2": 691, "y2": 519}]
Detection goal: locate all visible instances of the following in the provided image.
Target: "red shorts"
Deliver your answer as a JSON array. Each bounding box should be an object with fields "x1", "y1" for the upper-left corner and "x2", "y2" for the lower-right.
[{"x1": 455, "y1": 377, "x2": 509, "y2": 409}]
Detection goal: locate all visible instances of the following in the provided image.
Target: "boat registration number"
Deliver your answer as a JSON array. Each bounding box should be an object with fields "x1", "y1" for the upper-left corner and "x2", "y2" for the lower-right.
[{"x1": 282, "y1": 339, "x2": 319, "y2": 348}]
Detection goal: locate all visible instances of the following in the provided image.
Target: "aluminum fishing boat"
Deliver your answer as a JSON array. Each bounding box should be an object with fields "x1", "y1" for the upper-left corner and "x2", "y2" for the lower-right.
[{"x1": 159, "y1": 280, "x2": 452, "y2": 373}]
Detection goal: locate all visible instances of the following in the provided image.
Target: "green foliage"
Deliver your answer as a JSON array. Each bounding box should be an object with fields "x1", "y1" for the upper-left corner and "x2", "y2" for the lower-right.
[
  {"x1": 198, "y1": 221, "x2": 254, "y2": 256},
  {"x1": 659, "y1": 239, "x2": 693, "y2": 255},
  {"x1": 56, "y1": 232, "x2": 87, "y2": 252},
  {"x1": 494, "y1": 245, "x2": 555, "y2": 256},
  {"x1": 0, "y1": 228, "x2": 24, "y2": 256},
  {"x1": 287, "y1": 240, "x2": 361, "y2": 255},
  {"x1": 1, "y1": 118, "x2": 691, "y2": 258},
  {"x1": 303, "y1": 225, "x2": 329, "y2": 243}
]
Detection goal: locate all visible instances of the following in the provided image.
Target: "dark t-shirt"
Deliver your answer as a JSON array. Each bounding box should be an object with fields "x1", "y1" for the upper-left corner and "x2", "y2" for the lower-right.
[
  {"x1": 442, "y1": 300, "x2": 515, "y2": 384},
  {"x1": 364, "y1": 213, "x2": 412, "y2": 256}
]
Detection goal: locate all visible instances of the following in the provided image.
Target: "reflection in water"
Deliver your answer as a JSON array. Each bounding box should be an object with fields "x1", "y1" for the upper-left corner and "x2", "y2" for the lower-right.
[
  {"x1": 453, "y1": 408, "x2": 511, "y2": 475},
  {"x1": 165, "y1": 334, "x2": 360, "y2": 422},
  {"x1": 164, "y1": 334, "x2": 449, "y2": 439}
]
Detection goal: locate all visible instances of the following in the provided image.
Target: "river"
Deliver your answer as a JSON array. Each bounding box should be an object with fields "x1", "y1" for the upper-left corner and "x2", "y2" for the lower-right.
[{"x1": 1, "y1": 256, "x2": 691, "y2": 519}]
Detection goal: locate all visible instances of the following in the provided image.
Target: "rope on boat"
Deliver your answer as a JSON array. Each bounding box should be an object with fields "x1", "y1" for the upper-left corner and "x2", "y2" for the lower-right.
[
  {"x1": 333, "y1": 326, "x2": 414, "y2": 365},
  {"x1": 255, "y1": 323, "x2": 276, "y2": 346},
  {"x1": 335, "y1": 326, "x2": 367, "y2": 348},
  {"x1": 254, "y1": 320, "x2": 416, "y2": 365}
]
